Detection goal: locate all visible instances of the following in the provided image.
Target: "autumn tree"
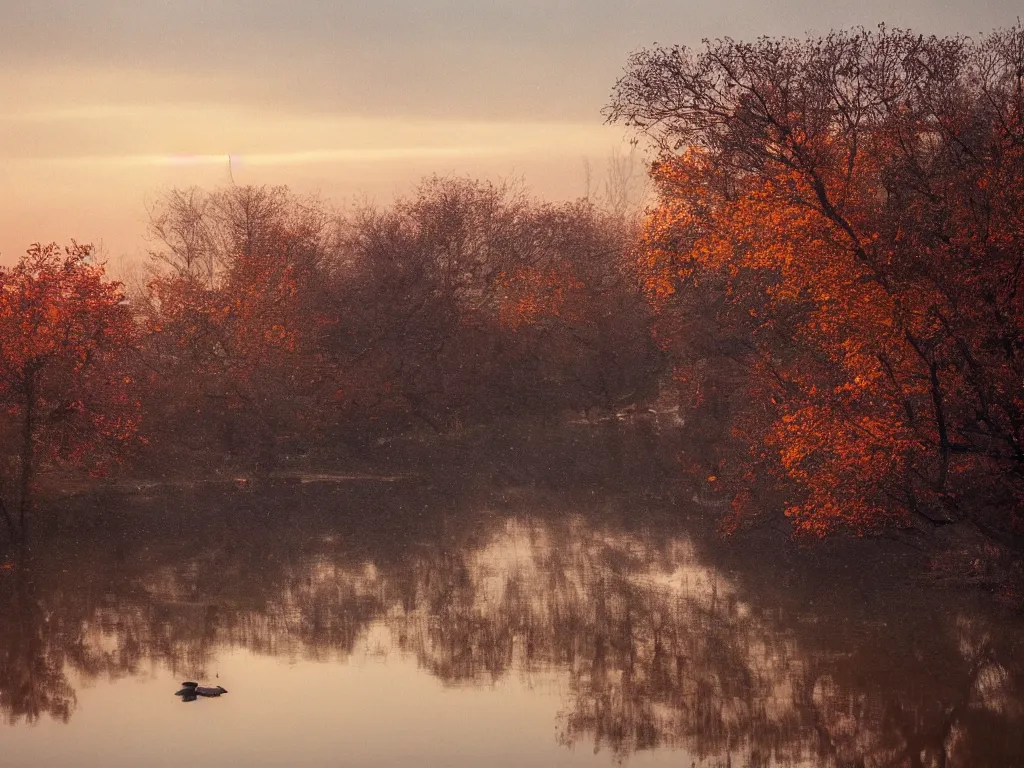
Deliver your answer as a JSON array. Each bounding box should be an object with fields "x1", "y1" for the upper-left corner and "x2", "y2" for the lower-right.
[
  {"x1": 140, "y1": 177, "x2": 661, "y2": 464},
  {"x1": 334, "y1": 176, "x2": 661, "y2": 434},
  {"x1": 488, "y1": 197, "x2": 662, "y2": 417},
  {"x1": 0, "y1": 243, "x2": 142, "y2": 541},
  {"x1": 608, "y1": 25, "x2": 1024, "y2": 539},
  {"x1": 141, "y1": 185, "x2": 339, "y2": 470},
  {"x1": 331, "y1": 177, "x2": 527, "y2": 432}
]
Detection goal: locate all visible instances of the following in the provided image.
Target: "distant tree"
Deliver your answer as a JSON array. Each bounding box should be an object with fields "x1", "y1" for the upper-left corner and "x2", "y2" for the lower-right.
[
  {"x1": 332, "y1": 177, "x2": 525, "y2": 431},
  {"x1": 142, "y1": 186, "x2": 338, "y2": 470},
  {"x1": 488, "y1": 197, "x2": 663, "y2": 416},
  {"x1": 141, "y1": 177, "x2": 662, "y2": 462},
  {"x1": 335, "y1": 177, "x2": 662, "y2": 432},
  {"x1": 0, "y1": 243, "x2": 142, "y2": 540},
  {"x1": 608, "y1": 25, "x2": 1024, "y2": 538}
]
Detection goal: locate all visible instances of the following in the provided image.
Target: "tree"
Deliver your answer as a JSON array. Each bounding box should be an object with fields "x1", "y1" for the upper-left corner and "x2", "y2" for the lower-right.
[
  {"x1": 332, "y1": 177, "x2": 523, "y2": 432},
  {"x1": 0, "y1": 243, "x2": 142, "y2": 541},
  {"x1": 142, "y1": 186, "x2": 339, "y2": 469},
  {"x1": 142, "y1": 178, "x2": 661, "y2": 459},
  {"x1": 608, "y1": 25, "x2": 1024, "y2": 538},
  {"x1": 335, "y1": 177, "x2": 661, "y2": 432},
  {"x1": 488, "y1": 197, "x2": 663, "y2": 417}
]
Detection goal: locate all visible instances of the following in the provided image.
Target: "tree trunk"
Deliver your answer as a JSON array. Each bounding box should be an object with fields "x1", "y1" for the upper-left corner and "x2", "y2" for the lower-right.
[
  {"x1": 928, "y1": 360, "x2": 951, "y2": 490},
  {"x1": 18, "y1": 373, "x2": 36, "y2": 539},
  {"x1": 0, "y1": 486, "x2": 15, "y2": 541}
]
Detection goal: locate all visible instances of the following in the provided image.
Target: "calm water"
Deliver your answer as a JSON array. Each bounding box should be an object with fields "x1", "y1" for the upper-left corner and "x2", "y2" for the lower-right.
[{"x1": 2, "y1": 476, "x2": 1023, "y2": 767}]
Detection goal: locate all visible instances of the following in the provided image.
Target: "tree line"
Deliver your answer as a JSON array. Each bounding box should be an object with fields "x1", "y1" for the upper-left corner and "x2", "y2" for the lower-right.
[
  {"x1": 1, "y1": 23, "x2": 1022, "y2": 550},
  {"x1": 0, "y1": 177, "x2": 662, "y2": 541}
]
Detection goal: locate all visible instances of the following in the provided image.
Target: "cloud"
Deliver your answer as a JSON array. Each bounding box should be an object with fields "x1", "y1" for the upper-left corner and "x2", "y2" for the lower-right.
[
  {"x1": 2, "y1": 0, "x2": 1021, "y2": 260},
  {"x1": 16, "y1": 146, "x2": 518, "y2": 169},
  {"x1": 5, "y1": 1, "x2": 1019, "y2": 123}
]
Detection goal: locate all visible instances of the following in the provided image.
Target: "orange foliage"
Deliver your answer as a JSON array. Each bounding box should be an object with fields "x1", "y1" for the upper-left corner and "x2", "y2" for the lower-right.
[
  {"x1": 646, "y1": 139, "x2": 1023, "y2": 533},
  {"x1": 145, "y1": 225, "x2": 337, "y2": 447},
  {"x1": 494, "y1": 266, "x2": 585, "y2": 329},
  {"x1": 0, "y1": 243, "x2": 142, "y2": 513},
  {"x1": 616, "y1": 27, "x2": 1024, "y2": 536}
]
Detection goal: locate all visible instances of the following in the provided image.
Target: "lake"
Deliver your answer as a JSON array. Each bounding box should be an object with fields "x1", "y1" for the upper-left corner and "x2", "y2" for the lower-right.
[{"x1": 2, "y1": 469, "x2": 1022, "y2": 767}]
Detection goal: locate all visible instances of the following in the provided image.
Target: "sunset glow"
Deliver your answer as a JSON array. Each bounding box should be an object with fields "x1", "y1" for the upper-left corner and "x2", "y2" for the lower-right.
[
  {"x1": 0, "y1": 74, "x2": 625, "y2": 261},
  {"x1": 3, "y1": 4, "x2": 1024, "y2": 767},
  {"x1": 5, "y1": 1, "x2": 1021, "y2": 262}
]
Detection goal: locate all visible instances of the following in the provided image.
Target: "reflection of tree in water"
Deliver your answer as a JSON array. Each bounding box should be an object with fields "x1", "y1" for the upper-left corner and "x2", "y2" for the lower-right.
[
  {"x1": 397, "y1": 518, "x2": 813, "y2": 762},
  {"x1": 0, "y1": 570, "x2": 76, "y2": 724},
  {"x1": 1, "y1": 483, "x2": 1022, "y2": 766}
]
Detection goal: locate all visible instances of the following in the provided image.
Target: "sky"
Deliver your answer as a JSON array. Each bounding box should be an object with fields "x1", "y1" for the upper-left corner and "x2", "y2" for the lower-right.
[{"x1": 1, "y1": 0, "x2": 1021, "y2": 264}]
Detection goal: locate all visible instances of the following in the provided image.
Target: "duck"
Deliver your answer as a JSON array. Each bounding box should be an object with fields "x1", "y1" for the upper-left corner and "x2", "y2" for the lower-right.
[
  {"x1": 175, "y1": 682, "x2": 198, "y2": 701},
  {"x1": 196, "y1": 685, "x2": 228, "y2": 697},
  {"x1": 174, "y1": 681, "x2": 228, "y2": 701}
]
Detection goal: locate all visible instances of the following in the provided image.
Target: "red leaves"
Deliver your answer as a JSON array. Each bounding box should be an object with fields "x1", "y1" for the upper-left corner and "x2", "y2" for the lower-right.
[
  {"x1": 493, "y1": 266, "x2": 584, "y2": 329},
  {"x1": 142, "y1": 195, "x2": 341, "y2": 448},
  {"x1": 147, "y1": 247, "x2": 323, "y2": 388},
  {"x1": 0, "y1": 243, "x2": 143, "y2": 480},
  {"x1": 625, "y1": 28, "x2": 1024, "y2": 536}
]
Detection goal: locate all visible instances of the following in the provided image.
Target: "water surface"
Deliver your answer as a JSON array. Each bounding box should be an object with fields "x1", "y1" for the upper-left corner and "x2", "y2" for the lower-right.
[{"x1": 2, "y1": 478, "x2": 1022, "y2": 766}]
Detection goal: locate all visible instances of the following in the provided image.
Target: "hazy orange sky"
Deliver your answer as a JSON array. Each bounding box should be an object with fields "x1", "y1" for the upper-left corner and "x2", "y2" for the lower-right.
[{"x1": 2, "y1": 0, "x2": 1021, "y2": 264}]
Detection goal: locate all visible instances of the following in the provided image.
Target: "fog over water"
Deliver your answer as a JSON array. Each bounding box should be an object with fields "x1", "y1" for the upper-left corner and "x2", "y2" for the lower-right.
[{"x1": 2, "y1": 459, "x2": 1022, "y2": 767}]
